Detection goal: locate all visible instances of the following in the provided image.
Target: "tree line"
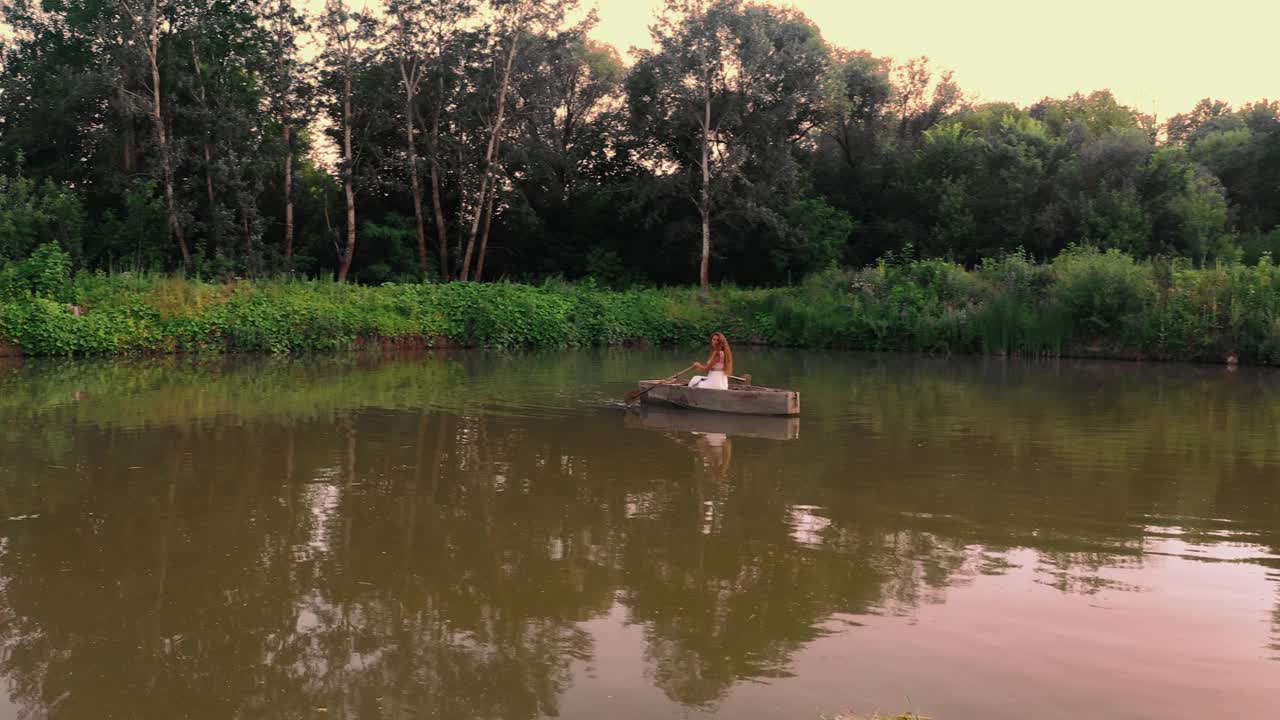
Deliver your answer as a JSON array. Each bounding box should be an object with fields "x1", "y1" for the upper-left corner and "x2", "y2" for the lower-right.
[{"x1": 2, "y1": 0, "x2": 1277, "y2": 289}]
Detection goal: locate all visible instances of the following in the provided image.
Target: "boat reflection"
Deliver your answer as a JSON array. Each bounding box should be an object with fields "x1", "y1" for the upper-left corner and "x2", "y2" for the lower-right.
[{"x1": 623, "y1": 405, "x2": 800, "y2": 440}]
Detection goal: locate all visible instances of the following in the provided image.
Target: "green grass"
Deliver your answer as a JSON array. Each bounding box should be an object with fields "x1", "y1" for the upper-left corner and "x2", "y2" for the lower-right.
[{"x1": 4, "y1": 244, "x2": 1280, "y2": 364}]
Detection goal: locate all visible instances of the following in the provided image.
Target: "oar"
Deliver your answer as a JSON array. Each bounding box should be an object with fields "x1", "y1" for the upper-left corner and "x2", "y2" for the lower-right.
[
  {"x1": 625, "y1": 364, "x2": 697, "y2": 403},
  {"x1": 729, "y1": 374, "x2": 752, "y2": 386}
]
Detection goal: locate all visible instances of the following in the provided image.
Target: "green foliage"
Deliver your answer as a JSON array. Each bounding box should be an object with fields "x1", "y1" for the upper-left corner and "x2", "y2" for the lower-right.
[
  {"x1": 1168, "y1": 172, "x2": 1235, "y2": 265},
  {"x1": 0, "y1": 296, "x2": 158, "y2": 356},
  {"x1": 627, "y1": 0, "x2": 832, "y2": 286},
  {"x1": 781, "y1": 197, "x2": 856, "y2": 277},
  {"x1": 1029, "y1": 90, "x2": 1150, "y2": 137},
  {"x1": 0, "y1": 242, "x2": 73, "y2": 301},
  {"x1": 1084, "y1": 189, "x2": 1152, "y2": 255},
  {"x1": 91, "y1": 181, "x2": 171, "y2": 273},
  {"x1": 361, "y1": 215, "x2": 425, "y2": 283},
  {"x1": 2, "y1": 249, "x2": 1280, "y2": 365},
  {"x1": 1050, "y1": 246, "x2": 1155, "y2": 336},
  {"x1": 971, "y1": 251, "x2": 1062, "y2": 354},
  {"x1": 1, "y1": 0, "x2": 1277, "y2": 289},
  {"x1": 0, "y1": 175, "x2": 84, "y2": 263},
  {"x1": 584, "y1": 248, "x2": 633, "y2": 289},
  {"x1": 1239, "y1": 227, "x2": 1280, "y2": 266}
]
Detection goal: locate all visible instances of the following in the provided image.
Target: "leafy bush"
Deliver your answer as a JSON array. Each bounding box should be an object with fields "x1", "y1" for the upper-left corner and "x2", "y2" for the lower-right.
[
  {"x1": 780, "y1": 197, "x2": 856, "y2": 277},
  {"x1": 0, "y1": 175, "x2": 84, "y2": 263},
  {"x1": 1, "y1": 251, "x2": 1279, "y2": 364},
  {"x1": 976, "y1": 249, "x2": 1052, "y2": 299},
  {"x1": 584, "y1": 248, "x2": 633, "y2": 290},
  {"x1": 1050, "y1": 246, "x2": 1155, "y2": 336},
  {"x1": 0, "y1": 242, "x2": 72, "y2": 301},
  {"x1": 1238, "y1": 227, "x2": 1280, "y2": 266}
]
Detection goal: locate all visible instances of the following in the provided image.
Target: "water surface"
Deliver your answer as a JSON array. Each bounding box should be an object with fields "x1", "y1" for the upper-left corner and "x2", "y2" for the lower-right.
[{"x1": 0, "y1": 350, "x2": 1277, "y2": 719}]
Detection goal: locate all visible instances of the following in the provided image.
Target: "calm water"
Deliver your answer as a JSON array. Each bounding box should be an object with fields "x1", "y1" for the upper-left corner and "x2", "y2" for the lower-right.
[{"x1": 0, "y1": 350, "x2": 1278, "y2": 720}]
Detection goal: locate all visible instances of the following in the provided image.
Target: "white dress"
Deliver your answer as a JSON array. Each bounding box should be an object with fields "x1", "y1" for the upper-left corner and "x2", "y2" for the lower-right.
[{"x1": 689, "y1": 368, "x2": 728, "y2": 390}]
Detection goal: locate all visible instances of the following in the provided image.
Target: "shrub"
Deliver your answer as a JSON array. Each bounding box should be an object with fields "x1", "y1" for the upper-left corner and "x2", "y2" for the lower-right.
[
  {"x1": 585, "y1": 248, "x2": 633, "y2": 290},
  {"x1": 0, "y1": 175, "x2": 84, "y2": 264},
  {"x1": 1238, "y1": 227, "x2": 1280, "y2": 266},
  {"x1": 1050, "y1": 246, "x2": 1155, "y2": 337},
  {"x1": 0, "y1": 250, "x2": 1278, "y2": 364},
  {"x1": 0, "y1": 242, "x2": 72, "y2": 301}
]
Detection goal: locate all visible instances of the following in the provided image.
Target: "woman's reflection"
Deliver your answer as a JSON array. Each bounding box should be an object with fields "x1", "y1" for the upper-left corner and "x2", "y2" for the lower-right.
[{"x1": 694, "y1": 431, "x2": 732, "y2": 483}]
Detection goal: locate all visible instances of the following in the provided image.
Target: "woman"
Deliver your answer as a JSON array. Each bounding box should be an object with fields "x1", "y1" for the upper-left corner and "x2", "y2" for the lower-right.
[{"x1": 689, "y1": 332, "x2": 733, "y2": 390}]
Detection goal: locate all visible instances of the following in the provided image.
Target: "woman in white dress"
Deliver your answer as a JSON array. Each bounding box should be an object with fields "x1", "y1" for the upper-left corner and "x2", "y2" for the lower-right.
[{"x1": 688, "y1": 332, "x2": 733, "y2": 390}]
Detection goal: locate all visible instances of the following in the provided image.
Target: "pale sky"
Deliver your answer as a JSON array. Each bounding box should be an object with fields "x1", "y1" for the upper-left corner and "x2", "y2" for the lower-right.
[{"x1": 588, "y1": 0, "x2": 1279, "y2": 118}]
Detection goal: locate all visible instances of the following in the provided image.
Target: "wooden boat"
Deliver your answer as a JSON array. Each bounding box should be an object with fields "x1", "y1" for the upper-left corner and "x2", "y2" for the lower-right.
[
  {"x1": 624, "y1": 406, "x2": 799, "y2": 439},
  {"x1": 635, "y1": 380, "x2": 799, "y2": 416}
]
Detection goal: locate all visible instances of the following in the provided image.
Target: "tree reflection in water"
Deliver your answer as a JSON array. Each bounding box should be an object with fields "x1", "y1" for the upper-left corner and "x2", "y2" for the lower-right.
[{"x1": 0, "y1": 352, "x2": 1278, "y2": 718}]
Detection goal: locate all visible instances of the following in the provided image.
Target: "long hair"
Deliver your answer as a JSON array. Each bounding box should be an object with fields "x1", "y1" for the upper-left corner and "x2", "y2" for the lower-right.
[{"x1": 712, "y1": 332, "x2": 733, "y2": 376}]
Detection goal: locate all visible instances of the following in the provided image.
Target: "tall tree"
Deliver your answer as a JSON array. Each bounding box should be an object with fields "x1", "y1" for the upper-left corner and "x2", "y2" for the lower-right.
[
  {"x1": 490, "y1": 29, "x2": 628, "y2": 278},
  {"x1": 629, "y1": 0, "x2": 830, "y2": 291},
  {"x1": 1165, "y1": 98, "x2": 1234, "y2": 147},
  {"x1": 189, "y1": 33, "x2": 218, "y2": 239},
  {"x1": 386, "y1": 0, "x2": 431, "y2": 271},
  {"x1": 458, "y1": 0, "x2": 575, "y2": 281},
  {"x1": 629, "y1": 0, "x2": 737, "y2": 293},
  {"x1": 886, "y1": 56, "x2": 964, "y2": 150},
  {"x1": 820, "y1": 50, "x2": 892, "y2": 172},
  {"x1": 381, "y1": 0, "x2": 475, "y2": 278},
  {"x1": 264, "y1": 0, "x2": 310, "y2": 264},
  {"x1": 123, "y1": 0, "x2": 190, "y2": 266},
  {"x1": 382, "y1": 0, "x2": 477, "y2": 280},
  {"x1": 319, "y1": 0, "x2": 375, "y2": 282},
  {"x1": 174, "y1": 0, "x2": 277, "y2": 270}
]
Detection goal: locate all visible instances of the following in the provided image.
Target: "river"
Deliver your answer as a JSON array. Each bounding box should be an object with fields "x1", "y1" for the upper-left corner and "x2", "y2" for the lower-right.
[{"x1": 0, "y1": 349, "x2": 1277, "y2": 719}]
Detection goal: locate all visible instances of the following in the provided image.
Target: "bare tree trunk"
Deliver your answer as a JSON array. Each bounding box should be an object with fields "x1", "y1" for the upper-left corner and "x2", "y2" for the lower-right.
[
  {"x1": 394, "y1": 26, "x2": 428, "y2": 271},
  {"x1": 426, "y1": 78, "x2": 450, "y2": 279},
  {"x1": 273, "y1": 15, "x2": 296, "y2": 264},
  {"x1": 191, "y1": 44, "x2": 216, "y2": 212},
  {"x1": 429, "y1": 149, "x2": 448, "y2": 279},
  {"x1": 243, "y1": 207, "x2": 253, "y2": 275},
  {"x1": 202, "y1": 144, "x2": 215, "y2": 206},
  {"x1": 148, "y1": 6, "x2": 189, "y2": 267},
  {"x1": 283, "y1": 121, "x2": 294, "y2": 260},
  {"x1": 191, "y1": 41, "x2": 219, "y2": 260},
  {"x1": 118, "y1": 84, "x2": 137, "y2": 172},
  {"x1": 158, "y1": 121, "x2": 187, "y2": 267},
  {"x1": 699, "y1": 70, "x2": 712, "y2": 295},
  {"x1": 337, "y1": 73, "x2": 357, "y2": 282},
  {"x1": 460, "y1": 28, "x2": 520, "y2": 281},
  {"x1": 405, "y1": 94, "x2": 428, "y2": 270},
  {"x1": 455, "y1": 145, "x2": 467, "y2": 276},
  {"x1": 459, "y1": 176, "x2": 490, "y2": 281},
  {"x1": 200, "y1": 147, "x2": 216, "y2": 258},
  {"x1": 122, "y1": 121, "x2": 136, "y2": 172},
  {"x1": 475, "y1": 186, "x2": 496, "y2": 281}
]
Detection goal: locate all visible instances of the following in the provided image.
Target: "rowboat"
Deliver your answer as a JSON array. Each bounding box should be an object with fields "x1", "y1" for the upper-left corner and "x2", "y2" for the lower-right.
[
  {"x1": 624, "y1": 406, "x2": 799, "y2": 439},
  {"x1": 635, "y1": 380, "x2": 799, "y2": 416}
]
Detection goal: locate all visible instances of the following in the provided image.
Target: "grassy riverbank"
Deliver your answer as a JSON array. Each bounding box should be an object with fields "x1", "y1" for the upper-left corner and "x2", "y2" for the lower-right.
[{"x1": 3, "y1": 244, "x2": 1280, "y2": 364}]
